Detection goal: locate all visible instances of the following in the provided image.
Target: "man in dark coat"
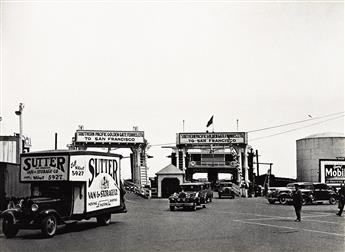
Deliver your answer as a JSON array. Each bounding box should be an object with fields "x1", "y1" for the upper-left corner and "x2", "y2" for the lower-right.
[
  {"x1": 336, "y1": 184, "x2": 345, "y2": 216},
  {"x1": 292, "y1": 184, "x2": 303, "y2": 222}
]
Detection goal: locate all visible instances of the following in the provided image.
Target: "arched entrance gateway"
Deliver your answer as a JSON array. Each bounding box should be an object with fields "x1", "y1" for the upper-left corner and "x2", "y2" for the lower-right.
[
  {"x1": 167, "y1": 132, "x2": 250, "y2": 191},
  {"x1": 71, "y1": 128, "x2": 149, "y2": 186}
]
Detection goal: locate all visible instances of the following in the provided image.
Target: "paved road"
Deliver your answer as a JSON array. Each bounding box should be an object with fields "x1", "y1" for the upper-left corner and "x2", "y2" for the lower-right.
[{"x1": 0, "y1": 194, "x2": 344, "y2": 252}]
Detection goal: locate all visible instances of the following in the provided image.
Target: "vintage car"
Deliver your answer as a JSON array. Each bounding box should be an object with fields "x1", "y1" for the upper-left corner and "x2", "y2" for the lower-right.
[
  {"x1": 266, "y1": 182, "x2": 338, "y2": 205},
  {"x1": 218, "y1": 181, "x2": 236, "y2": 199},
  {"x1": 266, "y1": 186, "x2": 293, "y2": 204},
  {"x1": 169, "y1": 182, "x2": 207, "y2": 211}
]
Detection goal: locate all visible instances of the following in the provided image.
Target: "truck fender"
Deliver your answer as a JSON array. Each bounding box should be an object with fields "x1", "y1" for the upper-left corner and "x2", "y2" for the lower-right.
[
  {"x1": 0, "y1": 210, "x2": 17, "y2": 224},
  {"x1": 38, "y1": 209, "x2": 62, "y2": 223}
]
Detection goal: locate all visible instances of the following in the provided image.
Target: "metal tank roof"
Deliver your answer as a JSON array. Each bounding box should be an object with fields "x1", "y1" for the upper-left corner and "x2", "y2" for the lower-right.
[{"x1": 299, "y1": 132, "x2": 345, "y2": 140}]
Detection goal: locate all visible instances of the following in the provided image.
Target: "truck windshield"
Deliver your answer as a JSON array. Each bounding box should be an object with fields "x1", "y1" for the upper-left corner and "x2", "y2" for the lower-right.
[{"x1": 32, "y1": 183, "x2": 70, "y2": 199}]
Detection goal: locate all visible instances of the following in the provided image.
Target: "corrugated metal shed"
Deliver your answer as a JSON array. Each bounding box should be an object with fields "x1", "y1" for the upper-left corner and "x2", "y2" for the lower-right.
[
  {"x1": 0, "y1": 162, "x2": 31, "y2": 209},
  {"x1": 0, "y1": 136, "x2": 19, "y2": 164}
]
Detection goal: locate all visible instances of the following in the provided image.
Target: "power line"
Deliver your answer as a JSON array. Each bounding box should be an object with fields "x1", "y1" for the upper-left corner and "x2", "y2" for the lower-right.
[
  {"x1": 149, "y1": 142, "x2": 175, "y2": 147},
  {"x1": 250, "y1": 114, "x2": 344, "y2": 141},
  {"x1": 148, "y1": 111, "x2": 345, "y2": 146},
  {"x1": 247, "y1": 111, "x2": 344, "y2": 133}
]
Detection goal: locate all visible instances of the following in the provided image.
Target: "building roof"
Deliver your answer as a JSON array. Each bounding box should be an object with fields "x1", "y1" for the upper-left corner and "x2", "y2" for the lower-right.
[
  {"x1": 301, "y1": 132, "x2": 345, "y2": 139},
  {"x1": 156, "y1": 164, "x2": 184, "y2": 175}
]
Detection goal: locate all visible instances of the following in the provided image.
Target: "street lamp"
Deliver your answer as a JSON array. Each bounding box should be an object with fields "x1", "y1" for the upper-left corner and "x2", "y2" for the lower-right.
[{"x1": 15, "y1": 103, "x2": 24, "y2": 154}]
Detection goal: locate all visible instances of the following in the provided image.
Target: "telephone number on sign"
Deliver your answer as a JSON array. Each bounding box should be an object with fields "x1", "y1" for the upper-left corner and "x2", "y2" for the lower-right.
[
  {"x1": 48, "y1": 174, "x2": 63, "y2": 180},
  {"x1": 72, "y1": 170, "x2": 84, "y2": 176}
]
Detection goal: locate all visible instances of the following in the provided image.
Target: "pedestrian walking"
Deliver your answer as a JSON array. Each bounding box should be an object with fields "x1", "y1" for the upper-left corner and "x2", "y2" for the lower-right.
[
  {"x1": 292, "y1": 184, "x2": 303, "y2": 222},
  {"x1": 336, "y1": 184, "x2": 345, "y2": 216}
]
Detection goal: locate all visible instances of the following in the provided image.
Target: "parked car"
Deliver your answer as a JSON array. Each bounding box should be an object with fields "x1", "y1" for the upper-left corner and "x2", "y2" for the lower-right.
[
  {"x1": 266, "y1": 182, "x2": 338, "y2": 205},
  {"x1": 266, "y1": 186, "x2": 293, "y2": 204},
  {"x1": 169, "y1": 182, "x2": 207, "y2": 211},
  {"x1": 218, "y1": 181, "x2": 236, "y2": 199}
]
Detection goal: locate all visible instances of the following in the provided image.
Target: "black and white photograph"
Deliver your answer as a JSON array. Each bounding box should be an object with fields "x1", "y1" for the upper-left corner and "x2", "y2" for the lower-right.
[{"x1": 0, "y1": 0, "x2": 344, "y2": 251}]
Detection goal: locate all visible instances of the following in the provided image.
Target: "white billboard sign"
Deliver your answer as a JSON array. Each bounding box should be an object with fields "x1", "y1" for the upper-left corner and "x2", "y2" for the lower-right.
[
  {"x1": 69, "y1": 155, "x2": 121, "y2": 212},
  {"x1": 178, "y1": 132, "x2": 247, "y2": 145},
  {"x1": 75, "y1": 130, "x2": 144, "y2": 144},
  {"x1": 21, "y1": 155, "x2": 68, "y2": 181},
  {"x1": 320, "y1": 159, "x2": 345, "y2": 184}
]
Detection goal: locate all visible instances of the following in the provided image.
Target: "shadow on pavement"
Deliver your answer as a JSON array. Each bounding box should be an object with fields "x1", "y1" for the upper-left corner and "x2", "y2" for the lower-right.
[{"x1": 13, "y1": 221, "x2": 124, "y2": 240}]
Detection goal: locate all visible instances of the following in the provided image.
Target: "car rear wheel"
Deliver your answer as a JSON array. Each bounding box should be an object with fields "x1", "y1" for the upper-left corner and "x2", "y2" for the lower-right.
[
  {"x1": 96, "y1": 214, "x2": 111, "y2": 226},
  {"x1": 329, "y1": 196, "x2": 337, "y2": 205},
  {"x1": 219, "y1": 194, "x2": 222, "y2": 199},
  {"x1": 170, "y1": 206, "x2": 175, "y2": 211},
  {"x1": 41, "y1": 214, "x2": 57, "y2": 238},
  {"x1": 279, "y1": 196, "x2": 287, "y2": 205},
  {"x1": 2, "y1": 216, "x2": 18, "y2": 238},
  {"x1": 268, "y1": 199, "x2": 275, "y2": 204}
]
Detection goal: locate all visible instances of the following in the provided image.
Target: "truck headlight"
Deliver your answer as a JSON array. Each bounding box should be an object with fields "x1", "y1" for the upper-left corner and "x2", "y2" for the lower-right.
[{"x1": 31, "y1": 204, "x2": 39, "y2": 212}]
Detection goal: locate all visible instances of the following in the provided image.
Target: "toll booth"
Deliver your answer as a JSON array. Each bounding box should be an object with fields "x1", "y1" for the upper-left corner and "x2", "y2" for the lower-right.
[
  {"x1": 171, "y1": 132, "x2": 250, "y2": 190},
  {"x1": 72, "y1": 129, "x2": 149, "y2": 186}
]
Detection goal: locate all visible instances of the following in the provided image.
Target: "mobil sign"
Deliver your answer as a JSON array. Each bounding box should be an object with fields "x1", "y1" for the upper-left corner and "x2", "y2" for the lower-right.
[{"x1": 320, "y1": 159, "x2": 345, "y2": 184}]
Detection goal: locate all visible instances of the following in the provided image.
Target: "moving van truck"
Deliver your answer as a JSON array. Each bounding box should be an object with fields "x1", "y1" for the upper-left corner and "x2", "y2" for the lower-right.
[{"x1": 0, "y1": 150, "x2": 126, "y2": 238}]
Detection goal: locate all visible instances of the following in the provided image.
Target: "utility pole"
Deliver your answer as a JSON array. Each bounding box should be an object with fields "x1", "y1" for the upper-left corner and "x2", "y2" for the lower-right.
[
  {"x1": 15, "y1": 103, "x2": 24, "y2": 154},
  {"x1": 55, "y1": 133, "x2": 58, "y2": 150},
  {"x1": 256, "y1": 149, "x2": 259, "y2": 176}
]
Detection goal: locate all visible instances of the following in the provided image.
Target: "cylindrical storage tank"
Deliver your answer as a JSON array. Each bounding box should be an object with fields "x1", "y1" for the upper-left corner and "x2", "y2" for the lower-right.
[{"x1": 296, "y1": 132, "x2": 345, "y2": 182}]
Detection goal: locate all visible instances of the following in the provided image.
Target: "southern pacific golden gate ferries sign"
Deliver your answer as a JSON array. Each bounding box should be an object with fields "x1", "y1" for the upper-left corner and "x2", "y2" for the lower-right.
[
  {"x1": 177, "y1": 132, "x2": 247, "y2": 145},
  {"x1": 75, "y1": 130, "x2": 145, "y2": 144}
]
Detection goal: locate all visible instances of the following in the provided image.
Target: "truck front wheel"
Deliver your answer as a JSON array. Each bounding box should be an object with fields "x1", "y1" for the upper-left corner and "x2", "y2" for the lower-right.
[
  {"x1": 97, "y1": 214, "x2": 111, "y2": 226},
  {"x1": 2, "y1": 216, "x2": 18, "y2": 238},
  {"x1": 41, "y1": 214, "x2": 57, "y2": 238}
]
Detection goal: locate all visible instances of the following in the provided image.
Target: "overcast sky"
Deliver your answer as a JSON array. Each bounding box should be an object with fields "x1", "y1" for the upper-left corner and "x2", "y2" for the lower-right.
[{"x1": 1, "y1": 0, "x2": 344, "y2": 179}]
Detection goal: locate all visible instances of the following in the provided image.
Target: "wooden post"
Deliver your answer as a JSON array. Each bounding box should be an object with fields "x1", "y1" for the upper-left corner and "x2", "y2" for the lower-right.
[{"x1": 55, "y1": 133, "x2": 57, "y2": 150}]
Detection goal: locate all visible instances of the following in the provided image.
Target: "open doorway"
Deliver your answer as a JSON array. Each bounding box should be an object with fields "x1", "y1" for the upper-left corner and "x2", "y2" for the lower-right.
[{"x1": 161, "y1": 178, "x2": 180, "y2": 198}]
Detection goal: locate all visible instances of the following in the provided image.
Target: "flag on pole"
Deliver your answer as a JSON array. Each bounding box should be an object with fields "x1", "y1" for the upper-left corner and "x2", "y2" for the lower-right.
[{"x1": 206, "y1": 116, "x2": 213, "y2": 127}]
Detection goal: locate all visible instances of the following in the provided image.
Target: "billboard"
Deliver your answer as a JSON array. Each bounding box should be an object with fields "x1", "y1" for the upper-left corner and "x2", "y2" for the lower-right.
[
  {"x1": 75, "y1": 130, "x2": 145, "y2": 144},
  {"x1": 320, "y1": 159, "x2": 345, "y2": 184},
  {"x1": 69, "y1": 155, "x2": 121, "y2": 212},
  {"x1": 21, "y1": 155, "x2": 69, "y2": 181},
  {"x1": 177, "y1": 132, "x2": 247, "y2": 145}
]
